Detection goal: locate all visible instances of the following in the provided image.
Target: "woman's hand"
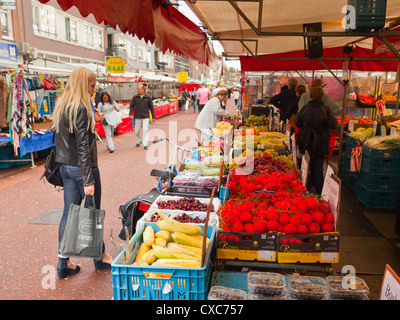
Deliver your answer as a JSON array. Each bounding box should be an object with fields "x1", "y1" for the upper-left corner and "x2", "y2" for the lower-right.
[{"x1": 84, "y1": 184, "x2": 95, "y2": 196}]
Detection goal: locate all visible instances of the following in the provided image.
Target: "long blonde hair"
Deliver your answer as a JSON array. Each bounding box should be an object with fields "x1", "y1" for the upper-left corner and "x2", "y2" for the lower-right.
[{"x1": 53, "y1": 67, "x2": 96, "y2": 133}]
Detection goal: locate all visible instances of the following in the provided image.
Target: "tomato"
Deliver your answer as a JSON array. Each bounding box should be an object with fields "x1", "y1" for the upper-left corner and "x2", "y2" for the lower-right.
[
  {"x1": 289, "y1": 215, "x2": 301, "y2": 227},
  {"x1": 283, "y1": 223, "x2": 297, "y2": 235},
  {"x1": 253, "y1": 219, "x2": 266, "y2": 233},
  {"x1": 297, "y1": 224, "x2": 308, "y2": 235},
  {"x1": 224, "y1": 214, "x2": 236, "y2": 225},
  {"x1": 232, "y1": 221, "x2": 244, "y2": 232},
  {"x1": 325, "y1": 213, "x2": 335, "y2": 223},
  {"x1": 301, "y1": 213, "x2": 313, "y2": 226},
  {"x1": 280, "y1": 238, "x2": 288, "y2": 245},
  {"x1": 240, "y1": 211, "x2": 252, "y2": 224},
  {"x1": 266, "y1": 220, "x2": 279, "y2": 232},
  {"x1": 319, "y1": 201, "x2": 330, "y2": 214},
  {"x1": 279, "y1": 212, "x2": 290, "y2": 226},
  {"x1": 312, "y1": 212, "x2": 325, "y2": 225},
  {"x1": 306, "y1": 197, "x2": 319, "y2": 211},
  {"x1": 266, "y1": 209, "x2": 279, "y2": 221},
  {"x1": 297, "y1": 198, "x2": 308, "y2": 213},
  {"x1": 321, "y1": 222, "x2": 335, "y2": 232},
  {"x1": 244, "y1": 223, "x2": 254, "y2": 233},
  {"x1": 231, "y1": 207, "x2": 241, "y2": 218},
  {"x1": 308, "y1": 222, "x2": 321, "y2": 234}
]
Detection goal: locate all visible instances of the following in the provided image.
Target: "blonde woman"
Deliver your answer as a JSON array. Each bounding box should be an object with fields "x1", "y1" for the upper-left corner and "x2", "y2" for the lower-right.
[{"x1": 53, "y1": 67, "x2": 113, "y2": 279}]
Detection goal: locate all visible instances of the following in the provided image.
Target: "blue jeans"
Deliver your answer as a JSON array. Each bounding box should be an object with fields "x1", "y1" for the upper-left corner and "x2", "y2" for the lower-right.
[
  {"x1": 58, "y1": 164, "x2": 104, "y2": 257},
  {"x1": 307, "y1": 156, "x2": 325, "y2": 195}
]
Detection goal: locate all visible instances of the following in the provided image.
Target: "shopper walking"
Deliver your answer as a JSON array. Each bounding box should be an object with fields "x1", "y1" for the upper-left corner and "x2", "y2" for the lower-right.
[
  {"x1": 97, "y1": 92, "x2": 120, "y2": 153},
  {"x1": 269, "y1": 78, "x2": 298, "y2": 126},
  {"x1": 191, "y1": 87, "x2": 198, "y2": 113},
  {"x1": 182, "y1": 87, "x2": 191, "y2": 113},
  {"x1": 197, "y1": 83, "x2": 211, "y2": 113},
  {"x1": 53, "y1": 67, "x2": 113, "y2": 279},
  {"x1": 195, "y1": 89, "x2": 231, "y2": 141},
  {"x1": 295, "y1": 87, "x2": 338, "y2": 195},
  {"x1": 232, "y1": 89, "x2": 240, "y2": 107},
  {"x1": 129, "y1": 84, "x2": 155, "y2": 150}
]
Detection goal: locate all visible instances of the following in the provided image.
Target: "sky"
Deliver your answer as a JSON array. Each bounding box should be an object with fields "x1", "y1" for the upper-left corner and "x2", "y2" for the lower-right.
[{"x1": 177, "y1": 1, "x2": 241, "y2": 71}]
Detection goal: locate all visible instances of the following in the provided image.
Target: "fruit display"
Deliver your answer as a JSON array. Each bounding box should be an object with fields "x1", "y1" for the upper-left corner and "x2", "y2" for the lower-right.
[
  {"x1": 326, "y1": 276, "x2": 370, "y2": 300},
  {"x1": 234, "y1": 130, "x2": 286, "y2": 150},
  {"x1": 208, "y1": 286, "x2": 247, "y2": 300},
  {"x1": 336, "y1": 115, "x2": 373, "y2": 127},
  {"x1": 349, "y1": 127, "x2": 374, "y2": 141},
  {"x1": 357, "y1": 94, "x2": 375, "y2": 105},
  {"x1": 212, "y1": 121, "x2": 233, "y2": 136},
  {"x1": 217, "y1": 187, "x2": 336, "y2": 235},
  {"x1": 156, "y1": 197, "x2": 214, "y2": 212},
  {"x1": 149, "y1": 211, "x2": 206, "y2": 224},
  {"x1": 382, "y1": 94, "x2": 398, "y2": 103},
  {"x1": 288, "y1": 275, "x2": 329, "y2": 300},
  {"x1": 230, "y1": 149, "x2": 296, "y2": 175},
  {"x1": 242, "y1": 115, "x2": 269, "y2": 128},
  {"x1": 133, "y1": 210, "x2": 209, "y2": 268}
]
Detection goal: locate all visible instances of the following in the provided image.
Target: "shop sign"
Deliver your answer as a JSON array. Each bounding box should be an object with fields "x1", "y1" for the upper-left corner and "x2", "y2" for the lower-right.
[
  {"x1": 380, "y1": 264, "x2": 400, "y2": 300},
  {"x1": 0, "y1": 41, "x2": 17, "y2": 62},
  {"x1": 106, "y1": 57, "x2": 125, "y2": 73},
  {"x1": 0, "y1": 0, "x2": 16, "y2": 10},
  {"x1": 177, "y1": 72, "x2": 188, "y2": 82}
]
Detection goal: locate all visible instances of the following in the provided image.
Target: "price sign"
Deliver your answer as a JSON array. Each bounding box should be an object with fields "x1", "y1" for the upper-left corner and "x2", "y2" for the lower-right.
[
  {"x1": 327, "y1": 175, "x2": 341, "y2": 224},
  {"x1": 321, "y1": 161, "x2": 338, "y2": 202},
  {"x1": 291, "y1": 134, "x2": 297, "y2": 169},
  {"x1": 301, "y1": 151, "x2": 310, "y2": 187},
  {"x1": 380, "y1": 265, "x2": 400, "y2": 300}
]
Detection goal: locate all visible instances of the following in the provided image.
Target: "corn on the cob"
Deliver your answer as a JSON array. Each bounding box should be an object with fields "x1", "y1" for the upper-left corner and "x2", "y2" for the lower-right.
[
  {"x1": 134, "y1": 242, "x2": 151, "y2": 263},
  {"x1": 155, "y1": 230, "x2": 171, "y2": 241},
  {"x1": 152, "y1": 245, "x2": 178, "y2": 259},
  {"x1": 151, "y1": 259, "x2": 200, "y2": 268},
  {"x1": 171, "y1": 231, "x2": 208, "y2": 248},
  {"x1": 166, "y1": 242, "x2": 202, "y2": 257},
  {"x1": 171, "y1": 252, "x2": 201, "y2": 261},
  {"x1": 154, "y1": 237, "x2": 167, "y2": 247},
  {"x1": 137, "y1": 248, "x2": 157, "y2": 264},
  {"x1": 143, "y1": 226, "x2": 155, "y2": 246},
  {"x1": 155, "y1": 210, "x2": 202, "y2": 235}
]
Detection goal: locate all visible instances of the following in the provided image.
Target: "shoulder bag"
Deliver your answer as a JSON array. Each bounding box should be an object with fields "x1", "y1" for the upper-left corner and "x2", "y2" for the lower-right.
[{"x1": 40, "y1": 131, "x2": 63, "y2": 188}]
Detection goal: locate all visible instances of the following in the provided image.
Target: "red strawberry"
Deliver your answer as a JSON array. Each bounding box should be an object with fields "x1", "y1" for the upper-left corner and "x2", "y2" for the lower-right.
[
  {"x1": 308, "y1": 222, "x2": 320, "y2": 234},
  {"x1": 312, "y1": 212, "x2": 325, "y2": 225},
  {"x1": 321, "y1": 222, "x2": 335, "y2": 232},
  {"x1": 301, "y1": 213, "x2": 313, "y2": 226},
  {"x1": 283, "y1": 223, "x2": 297, "y2": 235}
]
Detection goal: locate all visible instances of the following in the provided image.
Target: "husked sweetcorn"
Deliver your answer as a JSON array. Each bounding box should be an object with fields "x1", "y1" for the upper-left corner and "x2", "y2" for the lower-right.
[
  {"x1": 155, "y1": 210, "x2": 202, "y2": 235},
  {"x1": 143, "y1": 226, "x2": 155, "y2": 246},
  {"x1": 154, "y1": 237, "x2": 167, "y2": 247},
  {"x1": 151, "y1": 259, "x2": 200, "y2": 268},
  {"x1": 155, "y1": 230, "x2": 171, "y2": 241},
  {"x1": 134, "y1": 242, "x2": 151, "y2": 263},
  {"x1": 171, "y1": 232, "x2": 209, "y2": 248},
  {"x1": 166, "y1": 242, "x2": 202, "y2": 257}
]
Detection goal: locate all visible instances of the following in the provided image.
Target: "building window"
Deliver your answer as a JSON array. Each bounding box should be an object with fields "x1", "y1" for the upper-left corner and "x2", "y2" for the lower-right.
[
  {"x1": 130, "y1": 42, "x2": 136, "y2": 59},
  {"x1": 98, "y1": 30, "x2": 103, "y2": 49},
  {"x1": 0, "y1": 10, "x2": 13, "y2": 40},
  {"x1": 118, "y1": 38, "x2": 127, "y2": 51},
  {"x1": 32, "y1": 4, "x2": 57, "y2": 39},
  {"x1": 83, "y1": 25, "x2": 93, "y2": 47},
  {"x1": 138, "y1": 45, "x2": 144, "y2": 61}
]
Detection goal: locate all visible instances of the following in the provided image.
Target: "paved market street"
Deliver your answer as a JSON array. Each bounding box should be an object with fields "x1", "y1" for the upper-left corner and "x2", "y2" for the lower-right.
[{"x1": 1, "y1": 98, "x2": 400, "y2": 300}]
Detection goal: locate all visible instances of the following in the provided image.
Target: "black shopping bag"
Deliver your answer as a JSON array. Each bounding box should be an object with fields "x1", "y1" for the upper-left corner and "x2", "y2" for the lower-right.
[{"x1": 59, "y1": 196, "x2": 105, "y2": 259}]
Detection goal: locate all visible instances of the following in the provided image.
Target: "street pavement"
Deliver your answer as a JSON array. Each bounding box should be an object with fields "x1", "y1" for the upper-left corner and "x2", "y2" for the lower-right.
[{"x1": 1, "y1": 98, "x2": 399, "y2": 300}]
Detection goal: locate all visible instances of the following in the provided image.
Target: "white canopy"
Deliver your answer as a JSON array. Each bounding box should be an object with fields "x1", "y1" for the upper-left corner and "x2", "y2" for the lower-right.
[{"x1": 187, "y1": 0, "x2": 400, "y2": 56}]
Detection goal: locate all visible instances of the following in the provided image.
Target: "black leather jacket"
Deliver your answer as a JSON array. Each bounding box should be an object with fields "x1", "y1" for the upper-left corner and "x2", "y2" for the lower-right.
[{"x1": 55, "y1": 104, "x2": 98, "y2": 186}]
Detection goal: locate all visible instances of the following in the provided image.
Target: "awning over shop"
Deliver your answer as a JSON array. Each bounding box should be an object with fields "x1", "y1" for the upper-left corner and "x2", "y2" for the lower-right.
[
  {"x1": 187, "y1": 0, "x2": 400, "y2": 57},
  {"x1": 240, "y1": 45, "x2": 400, "y2": 72},
  {"x1": 38, "y1": 0, "x2": 221, "y2": 70}
]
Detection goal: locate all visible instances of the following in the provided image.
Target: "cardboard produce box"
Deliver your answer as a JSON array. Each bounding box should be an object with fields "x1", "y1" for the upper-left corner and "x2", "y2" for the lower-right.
[{"x1": 216, "y1": 231, "x2": 277, "y2": 262}]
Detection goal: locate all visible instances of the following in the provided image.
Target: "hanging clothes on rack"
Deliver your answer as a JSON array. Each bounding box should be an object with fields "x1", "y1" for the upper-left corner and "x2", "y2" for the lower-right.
[{"x1": 10, "y1": 74, "x2": 33, "y2": 156}]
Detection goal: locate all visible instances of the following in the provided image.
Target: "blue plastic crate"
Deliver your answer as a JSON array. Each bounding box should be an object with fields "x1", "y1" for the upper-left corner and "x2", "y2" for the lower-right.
[
  {"x1": 348, "y1": 0, "x2": 387, "y2": 31},
  {"x1": 219, "y1": 186, "x2": 231, "y2": 203},
  {"x1": 357, "y1": 172, "x2": 400, "y2": 193},
  {"x1": 361, "y1": 154, "x2": 400, "y2": 175},
  {"x1": 362, "y1": 145, "x2": 400, "y2": 160},
  {"x1": 355, "y1": 184, "x2": 399, "y2": 209},
  {"x1": 341, "y1": 167, "x2": 359, "y2": 191},
  {"x1": 111, "y1": 222, "x2": 216, "y2": 300}
]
